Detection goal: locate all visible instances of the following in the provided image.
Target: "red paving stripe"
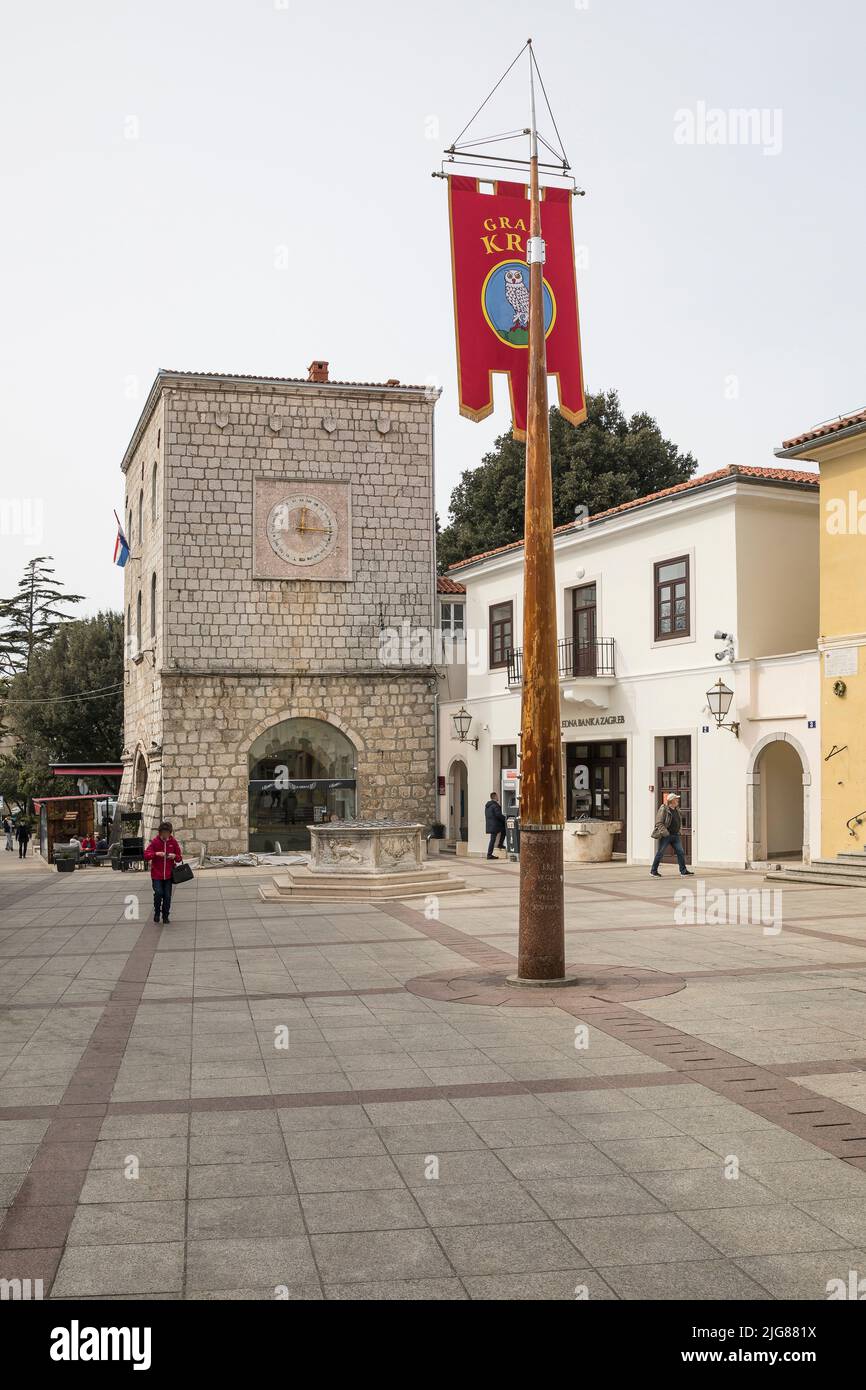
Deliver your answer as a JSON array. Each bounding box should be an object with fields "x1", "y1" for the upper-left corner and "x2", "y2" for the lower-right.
[
  {"x1": 379, "y1": 902, "x2": 515, "y2": 969},
  {"x1": 0, "y1": 1068, "x2": 697, "y2": 1124},
  {"x1": 766, "y1": 1059, "x2": 866, "y2": 1076},
  {"x1": 2, "y1": 936, "x2": 426, "y2": 961},
  {"x1": 0, "y1": 918, "x2": 165, "y2": 1293},
  {"x1": 676, "y1": 960, "x2": 866, "y2": 979},
  {"x1": 0, "y1": 985, "x2": 407, "y2": 1012}
]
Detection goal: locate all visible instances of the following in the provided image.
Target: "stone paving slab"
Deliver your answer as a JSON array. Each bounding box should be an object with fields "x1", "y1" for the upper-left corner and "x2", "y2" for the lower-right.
[{"x1": 2, "y1": 854, "x2": 866, "y2": 1300}]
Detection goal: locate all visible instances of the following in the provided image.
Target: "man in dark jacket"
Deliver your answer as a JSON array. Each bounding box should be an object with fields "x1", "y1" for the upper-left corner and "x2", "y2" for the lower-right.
[
  {"x1": 484, "y1": 792, "x2": 507, "y2": 860},
  {"x1": 15, "y1": 822, "x2": 32, "y2": 859},
  {"x1": 650, "y1": 793, "x2": 693, "y2": 877}
]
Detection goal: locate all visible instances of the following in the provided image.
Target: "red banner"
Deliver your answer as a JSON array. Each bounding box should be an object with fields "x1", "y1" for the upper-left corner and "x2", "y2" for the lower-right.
[{"x1": 447, "y1": 175, "x2": 586, "y2": 441}]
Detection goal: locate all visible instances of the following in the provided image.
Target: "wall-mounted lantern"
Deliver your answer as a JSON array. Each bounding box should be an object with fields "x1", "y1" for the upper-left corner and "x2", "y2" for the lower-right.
[
  {"x1": 706, "y1": 678, "x2": 739, "y2": 737},
  {"x1": 452, "y1": 706, "x2": 479, "y2": 749}
]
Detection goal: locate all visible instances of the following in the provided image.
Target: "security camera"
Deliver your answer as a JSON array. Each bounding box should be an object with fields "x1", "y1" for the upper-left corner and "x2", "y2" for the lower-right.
[
  {"x1": 714, "y1": 650, "x2": 727, "y2": 662},
  {"x1": 714, "y1": 630, "x2": 733, "y2": 641}
]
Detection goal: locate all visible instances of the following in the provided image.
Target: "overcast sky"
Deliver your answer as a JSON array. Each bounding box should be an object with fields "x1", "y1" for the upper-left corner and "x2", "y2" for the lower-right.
[{"x1": 2, "y1": 0, "x2": 864, "y2": 615}]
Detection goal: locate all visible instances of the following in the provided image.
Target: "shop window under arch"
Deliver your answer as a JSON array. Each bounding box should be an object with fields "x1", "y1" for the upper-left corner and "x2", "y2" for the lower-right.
[{"x1": 248, "y1": 718, "x2": 357, "y2": 852}]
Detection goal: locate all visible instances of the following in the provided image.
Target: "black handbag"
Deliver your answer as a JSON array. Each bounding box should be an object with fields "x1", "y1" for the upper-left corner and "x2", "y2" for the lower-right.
[{"x1": 171, "y1": 862, "x2": 194, "y2": 885}]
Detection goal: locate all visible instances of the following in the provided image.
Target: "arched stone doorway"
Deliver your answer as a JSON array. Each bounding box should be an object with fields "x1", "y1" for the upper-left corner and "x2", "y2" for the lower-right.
[
  {"x1": 247, "y1": 717, "x2": 357, "y2": 852},
  {"x1": 747, "y1": 733, "x2": 810, "y2": 864},
  {"x1": 448, "y1": 759, "x2": 468, "y2": 842},
  {"x1": 132, "y1": 750, "x2": 148, "y2": 809}
]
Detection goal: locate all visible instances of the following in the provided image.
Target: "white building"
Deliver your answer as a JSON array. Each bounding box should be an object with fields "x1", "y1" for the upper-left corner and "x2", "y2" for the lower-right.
[{"x1": 438, "y1": 464, "x2": 822, "y2": 868}]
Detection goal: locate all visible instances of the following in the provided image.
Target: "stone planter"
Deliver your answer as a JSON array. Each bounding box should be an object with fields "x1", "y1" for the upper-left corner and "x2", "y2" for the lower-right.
[
  {"x1": 308, "y1": 821, "x2": 423, "y2": 875},
  {"x1": 563, "y1": 819, "x2": 623, "y2": 864}
]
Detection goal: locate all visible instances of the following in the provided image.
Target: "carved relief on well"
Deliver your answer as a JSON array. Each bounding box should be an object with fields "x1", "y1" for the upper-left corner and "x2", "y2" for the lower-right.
[
  {"x1": 319, "y1": 836, "x2": 364, "y2": 866},
  {"x1": 379, "y1": 834, "x2": 416, "y2": 865}
]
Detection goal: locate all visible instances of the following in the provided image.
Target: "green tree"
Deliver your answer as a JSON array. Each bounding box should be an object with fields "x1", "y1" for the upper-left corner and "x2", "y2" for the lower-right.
[
  {"x1": 0, "y1": 613, "x2": 123, "y2": 810},
  {"x1": 0, "y1": 556, "x2": 84, "y2": 675},
  {"x1": 437, "y1": 390, "x2": 698, "y2": 571}
]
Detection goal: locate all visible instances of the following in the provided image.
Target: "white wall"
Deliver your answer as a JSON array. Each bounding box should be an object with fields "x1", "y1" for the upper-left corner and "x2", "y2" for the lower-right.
[
  {"x1": 438, "y1": 479, "x2": 821, "y2": 865},
  {"x1": 439, "y1": 650, "x2": 820, "y2": 865}
]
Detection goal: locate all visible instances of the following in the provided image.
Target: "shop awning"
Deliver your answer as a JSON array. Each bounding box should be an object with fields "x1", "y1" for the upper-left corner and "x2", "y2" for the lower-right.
[{"x1": 50, "y1": 763, "x2": 123, "y2": 778}]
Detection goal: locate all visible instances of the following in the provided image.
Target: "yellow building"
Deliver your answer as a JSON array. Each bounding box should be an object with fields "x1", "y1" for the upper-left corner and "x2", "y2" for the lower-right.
[{"x1": 777, "y1": 408, "x2": 866, "y2": 858}]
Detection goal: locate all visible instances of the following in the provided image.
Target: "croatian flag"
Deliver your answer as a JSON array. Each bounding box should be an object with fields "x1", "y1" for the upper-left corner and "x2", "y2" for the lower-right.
[{"x1": 113, "y1": 519, "x2": 130, "y2": 568}]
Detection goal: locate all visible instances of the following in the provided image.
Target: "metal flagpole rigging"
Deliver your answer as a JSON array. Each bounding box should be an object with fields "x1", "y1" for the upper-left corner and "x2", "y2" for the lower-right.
[{"x1": 434, "y1": 39, "x2": 584, "y2": 190}]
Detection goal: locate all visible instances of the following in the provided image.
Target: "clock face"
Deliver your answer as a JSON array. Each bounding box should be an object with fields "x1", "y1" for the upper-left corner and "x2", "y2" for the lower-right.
[{"x1": 266, "y1": 495, "x2": 338, "y2": 567}]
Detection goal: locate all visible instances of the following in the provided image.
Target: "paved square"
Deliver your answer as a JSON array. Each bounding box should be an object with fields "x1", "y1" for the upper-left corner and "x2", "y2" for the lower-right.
[{"x1": 2, "y1": 852, "x2": 866, "y2": 1300}]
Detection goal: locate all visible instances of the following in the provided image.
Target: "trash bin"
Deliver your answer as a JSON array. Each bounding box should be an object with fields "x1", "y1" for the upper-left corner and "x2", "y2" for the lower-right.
[{"x1": 505, "y1": 811, "x2": 520, "y2": 861}]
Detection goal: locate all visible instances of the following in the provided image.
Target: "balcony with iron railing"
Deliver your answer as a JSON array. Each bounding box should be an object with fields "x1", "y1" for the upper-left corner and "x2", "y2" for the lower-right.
[{"x1": 505, "y1": 637, "x2": 616, "y2": 687}]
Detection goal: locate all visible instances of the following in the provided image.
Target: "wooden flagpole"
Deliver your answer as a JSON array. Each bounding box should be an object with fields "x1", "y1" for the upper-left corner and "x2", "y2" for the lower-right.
[{"x1": 512, "y1": 40, "x2": 572, "y2": 984}]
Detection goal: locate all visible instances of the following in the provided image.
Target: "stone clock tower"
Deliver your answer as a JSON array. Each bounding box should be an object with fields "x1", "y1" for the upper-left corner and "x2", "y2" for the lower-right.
[{"x1": 118, "y1": 361, "x2": 439, "y2": 853}]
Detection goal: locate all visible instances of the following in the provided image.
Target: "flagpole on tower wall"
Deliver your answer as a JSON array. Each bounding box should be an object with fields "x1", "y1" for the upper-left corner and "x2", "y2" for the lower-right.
[{"x1": 510, "y1": 40, "x2": 573, "y2": 985}]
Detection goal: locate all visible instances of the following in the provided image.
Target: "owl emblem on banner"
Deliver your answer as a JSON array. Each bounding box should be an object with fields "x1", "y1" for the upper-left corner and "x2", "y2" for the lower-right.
[
  {"x1": 481, "y1": 259, "x2": 555, "y2": 349},
  {"x1": 504, "y1": 267, "x2": 530, "y2": 330}
]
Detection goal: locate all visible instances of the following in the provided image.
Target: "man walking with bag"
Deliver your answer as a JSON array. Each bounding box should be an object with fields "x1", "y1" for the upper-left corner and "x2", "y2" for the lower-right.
[
  {"x1": 650, "y1": 793, "x2": 694, "y2": 877},
  {"x1": 484, "y1": 792, "x2": 507, "y2": 860},
  {"x1": 144, "y1": 820, "x2": 184, "y2": 924}
]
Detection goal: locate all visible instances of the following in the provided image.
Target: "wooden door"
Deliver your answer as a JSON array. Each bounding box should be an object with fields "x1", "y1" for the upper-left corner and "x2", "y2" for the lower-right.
[
  {"x1": 656, "y1": 736, "x2": 692, "y2": 863},
  {"x1": 572, "y1": 584, "x2": 597, "y2": 677}
]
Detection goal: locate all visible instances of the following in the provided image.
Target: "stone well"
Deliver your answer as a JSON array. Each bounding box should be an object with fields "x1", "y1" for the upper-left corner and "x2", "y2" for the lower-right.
[
  {"x1": 260, "y1": 820, "x2": 474, "y2": 902},
  {"x1": 308, "y1": 821, "x2": 423, "y2": 875}
]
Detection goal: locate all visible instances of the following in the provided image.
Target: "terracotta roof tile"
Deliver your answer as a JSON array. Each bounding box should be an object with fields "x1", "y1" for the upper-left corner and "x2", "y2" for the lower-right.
[
  {"x1": 436, "y1": 576, "x2": 466, "y2": 594},
  {"x1": 446, "y1": 464, "x2": 818, "y2": 573},
  {"x1": 781, "y1": 408, "x2": 866, "y2": 450}
]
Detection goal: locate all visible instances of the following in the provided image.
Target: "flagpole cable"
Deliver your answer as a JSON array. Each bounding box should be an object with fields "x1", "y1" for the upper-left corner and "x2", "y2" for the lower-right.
[
  {"x1": 448, "y1": 40, "x2": 530, "y2": 149},
  {"x1": 529, "y1": 45, "x2": 570, "y2": 168},
  {"x1": 528, "y1": 38, "x2": 538, "y2": 161}
]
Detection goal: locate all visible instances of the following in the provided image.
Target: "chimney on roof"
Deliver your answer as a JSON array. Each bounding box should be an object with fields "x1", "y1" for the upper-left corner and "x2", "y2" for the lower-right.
[{"x1": 307, "y1": 360, "x2": 329, "y2": 384}]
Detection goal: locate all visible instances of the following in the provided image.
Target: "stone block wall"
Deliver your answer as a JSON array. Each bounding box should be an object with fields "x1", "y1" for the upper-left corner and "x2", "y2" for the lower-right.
[
  {"x1": 154, "y1": 671, "x2": 436, "y2": 854},
  {"x1": 118, "y1": 371, "x2": 438, "y2": 847}
]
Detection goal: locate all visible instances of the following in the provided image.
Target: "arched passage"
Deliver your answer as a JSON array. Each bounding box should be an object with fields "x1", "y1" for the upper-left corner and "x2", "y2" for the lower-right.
[
  {"x1": 447, "y1": 758, "x2": 468, "y2": 843},
  {"x1": 747, "y1": 733, "x2": 811, "y2": 863},
  {"x1": 132, "y1": 749, "x2": 148, "y2": 808},
  {"x1": 247, "y1": 716, "x2": 358, "y2": 852}
]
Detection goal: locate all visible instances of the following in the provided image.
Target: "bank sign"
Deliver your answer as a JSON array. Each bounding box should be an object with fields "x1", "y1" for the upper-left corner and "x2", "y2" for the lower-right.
[{"x1": 561, "y1": 715, "x2": 625, "y2": 730}]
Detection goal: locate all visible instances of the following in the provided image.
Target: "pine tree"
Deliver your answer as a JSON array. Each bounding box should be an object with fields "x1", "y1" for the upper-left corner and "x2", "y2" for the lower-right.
[
  {"x1": 0, "y1": 556, "x2": 84, "y2": 675},
  {"x1": 0, "y1": 613, "x2": 123, "y2": 810},
  {"x1": 437, "y1": 392, "x2": 698, "y2": 571}
]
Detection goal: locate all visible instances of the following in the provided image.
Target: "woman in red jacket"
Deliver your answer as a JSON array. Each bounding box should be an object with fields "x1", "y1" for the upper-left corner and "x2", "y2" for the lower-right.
[{"x1": 143, "y1": 821, "x2": 183, "y2": 924}]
